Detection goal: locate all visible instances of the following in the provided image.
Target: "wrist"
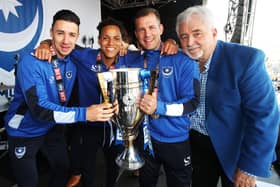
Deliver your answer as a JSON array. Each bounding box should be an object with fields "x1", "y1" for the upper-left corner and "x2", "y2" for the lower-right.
[
  {"x1": 165, "y1": 38, "x2": 176, "y2": 45},
  {"x1": 171, "y1": 39, "x2": 177, "y2": 45},
  {"x1": 40, "y1": 39, "x2": 52, "y2": 46},
  {"x1": 239, "y1": 169, "x2": 257, "y2": 178}
]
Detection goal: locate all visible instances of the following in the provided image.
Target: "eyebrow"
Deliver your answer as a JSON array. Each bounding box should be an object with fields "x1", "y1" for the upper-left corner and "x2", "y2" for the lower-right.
[{"x1": 191, "y1": 29, "x2": 202, "y2": 33}]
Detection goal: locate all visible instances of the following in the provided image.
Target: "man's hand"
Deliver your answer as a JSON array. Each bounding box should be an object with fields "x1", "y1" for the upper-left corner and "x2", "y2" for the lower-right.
[
  {"x1": 86, "y1": 102, "x2": 115, "y2": 122},
  {"x1": 119, "y1": 41, "x2": 129, "y2": 56},
  {"x1": 161, "y1": 39, "x2": 178, "y2": 55},
  {"x1": 139, "y1": 88, "x2": 158, "y2": 115},
  {"x1": 233, "y1": 168, "x2": 256, "y2": 187},
  {"x1": 34, "y1": 40, "x2": 53, "y2": 62}
]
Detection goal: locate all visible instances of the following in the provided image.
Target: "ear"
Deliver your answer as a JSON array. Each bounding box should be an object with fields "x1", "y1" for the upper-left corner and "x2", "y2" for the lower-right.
[
  {"x1": 159, "y1": 24, "x2": 164, "y2": 35},
  {"x1": 98, "y1": 36, "x2": 101, "y2": 46},
  {"x1": 212, "y1": 28, "x2": 217, "y2": 38},
  {"x1": 50, "y1": 28, "x2": 53, "y2": 38}
]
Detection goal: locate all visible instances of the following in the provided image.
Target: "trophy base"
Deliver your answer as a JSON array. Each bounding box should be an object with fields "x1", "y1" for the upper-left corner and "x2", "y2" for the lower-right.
[{"x1": 116, "y1": 147, "x2": 145, "y2": 170}]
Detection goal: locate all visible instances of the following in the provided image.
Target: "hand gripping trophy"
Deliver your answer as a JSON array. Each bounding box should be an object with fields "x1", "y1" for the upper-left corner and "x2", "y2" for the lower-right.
[{"x1": 97, "y1": 68, "x2": 157, "y2": 171}]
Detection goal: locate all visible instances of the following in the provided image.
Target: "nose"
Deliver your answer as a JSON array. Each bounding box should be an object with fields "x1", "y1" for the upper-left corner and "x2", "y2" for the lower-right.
[
  {"x1": 62, "y1": 34, "x2": 70, "y2": 43},
  {"x1": 186, "y1": 35, "x2": 195, "y2": 47},
  {"x1": 108, "y1": 38, "x2": 114, "y2": 45},
  {"x1": 143, "y1": 28, "x2": 151, "y2": 38}
]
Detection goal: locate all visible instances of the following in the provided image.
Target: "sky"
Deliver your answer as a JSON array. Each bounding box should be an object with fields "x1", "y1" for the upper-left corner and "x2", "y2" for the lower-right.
[
  {"x1": 207, "y1": 0, "x2": 280, "y2": 59},
  {"x1": 252, "y1": 0, "x2": 280, "y2": 57}
]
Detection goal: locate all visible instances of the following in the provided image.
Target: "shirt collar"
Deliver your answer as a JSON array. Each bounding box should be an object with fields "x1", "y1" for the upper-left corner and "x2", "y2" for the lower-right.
[
  {"x1": 203, "y1": 55, "x2": 212, "y2": 72},
  {"x1": 140, "y1": 42, "x2": 162, "y2": 56},
  {"x1": 60, "y1": 55, "x2": 71, "y2": 63}
]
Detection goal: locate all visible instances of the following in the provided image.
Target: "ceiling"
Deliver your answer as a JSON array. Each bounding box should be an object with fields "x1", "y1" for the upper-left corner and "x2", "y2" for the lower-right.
[{"x1": 101, "y1": 0, "x2": 176, "y2": 10}]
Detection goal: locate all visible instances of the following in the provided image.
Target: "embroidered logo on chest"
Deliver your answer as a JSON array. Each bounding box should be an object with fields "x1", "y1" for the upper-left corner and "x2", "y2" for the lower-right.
[
  {"x1": 162, "y1": 66, "x2": 173, "y2": 77},
  {"x1": 66, "y1": 71, "x2": 72, "y2": 79}
]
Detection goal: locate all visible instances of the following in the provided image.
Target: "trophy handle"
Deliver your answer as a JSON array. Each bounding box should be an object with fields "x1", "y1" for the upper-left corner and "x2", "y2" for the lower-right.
[
  {"x1": 97, "y1": 72, "x2": 116, "y2": 103},
  {"x1": 148, "y1": 70, "x2": 158, "y2": 95},
  {"x1": 149, "y1": 70, "x2": 160, "y2": 119},
  {"x1": 97, "y1": 73, "x2": 110, "y2": 103}
]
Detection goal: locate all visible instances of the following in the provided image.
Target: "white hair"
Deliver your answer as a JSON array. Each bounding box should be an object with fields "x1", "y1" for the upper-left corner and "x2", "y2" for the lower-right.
[{"x1": 176, "y1": 5, "x2": 215, "y2": 37}]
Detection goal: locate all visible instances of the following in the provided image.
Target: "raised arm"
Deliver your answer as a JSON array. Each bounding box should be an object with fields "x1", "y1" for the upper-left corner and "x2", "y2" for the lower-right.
[
  {"x1": 160, "y1": 39, "x2": 178, "y2": 55},
  {"x1": 34, "y1": 39, "x2": 53, "y2": 62}
]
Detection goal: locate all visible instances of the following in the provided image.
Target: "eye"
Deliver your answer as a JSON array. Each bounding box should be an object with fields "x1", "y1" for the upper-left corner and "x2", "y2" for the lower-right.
[
  {"x1": 70, "y1": 33, "x2": 77, "y2": 38},
  {"x1": 57, "y1": 31, "x2": 64, "y2": 35},
  {"x1": 150, "y1": 25, "x2": 157, "y2": 30},
  {"x1": 136, "y1": 28, "x2": 145, "y2": 34},
  {"x1": 114, "y1": 37, "x2": 121, "y2": 42},
  {"x1": 193, "y1": 32, "x2": 203, "y2": 38},
  {"x1": 180, "y1": 34, "x2": 189, "y2": 41},
  {"x1": 102, "y1": 36, "x2": 109, "y2": 41}
]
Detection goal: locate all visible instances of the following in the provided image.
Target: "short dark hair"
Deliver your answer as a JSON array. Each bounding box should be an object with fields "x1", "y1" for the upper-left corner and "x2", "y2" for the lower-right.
[
  {"x1": 52, "y1": 9, "x2": 80, "y2": 28},
  {"x1": 134, "y1": 7, "x2": 161, "y2": 25},
  {"x1": 96, "y1": 17, "x2": 127, "y2": 39}
]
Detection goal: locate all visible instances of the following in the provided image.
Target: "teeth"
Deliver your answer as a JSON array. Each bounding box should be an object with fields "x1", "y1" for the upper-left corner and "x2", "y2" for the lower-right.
[{"x1": 106, "y1": 47, "x2": 115, "y2": 51}]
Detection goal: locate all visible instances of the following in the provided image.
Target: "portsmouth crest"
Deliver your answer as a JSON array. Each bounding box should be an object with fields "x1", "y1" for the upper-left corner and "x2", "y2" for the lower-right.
[
  {"x1": 14, "y1": 146, "x2": 26, "y2": 159},
  {"x1": 162, "y1": 66, "x2": 173, "y2": 77},
  {"x1": 66, "y1": 71, "x2": 72, "y2": 79},
  {"x1": 0, "y1": 0, "x2": 44, "y2": 72}
]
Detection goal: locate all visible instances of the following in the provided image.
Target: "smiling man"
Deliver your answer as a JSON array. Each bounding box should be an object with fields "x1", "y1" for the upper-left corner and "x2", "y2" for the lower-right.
[
  {"x1": 176, "y1": 5, "x2": 280, "y2": 187},
  {"x1": 4, "y1": 9, "x2": 113, "y2": 187},
  {"x1": 65, "y1": 17, "x2": 132, "y2": 187},
  {"x1": 134, "y1": 8, "x2": 200, "y2": 187}
]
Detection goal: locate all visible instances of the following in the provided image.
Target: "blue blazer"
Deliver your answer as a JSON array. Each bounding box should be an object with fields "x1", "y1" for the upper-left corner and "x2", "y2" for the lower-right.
[{"x1": 206, "y1": 40, "x2": 280, "y2": 180}]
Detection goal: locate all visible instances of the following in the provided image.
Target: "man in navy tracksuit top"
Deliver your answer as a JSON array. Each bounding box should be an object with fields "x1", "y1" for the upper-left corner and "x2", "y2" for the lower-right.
[
  {"x1": 134, "y1": 8, "x2": 200, "y2": 187},
  {"x1": 34, "y1": 17, "x2": 178, "y2": 187},
  {"x1": 4, "y1": 10, "x2": 115, "y2": 187},
  {"x1": 67, "y1": 49, "x2": 140, "y2": 187},
  {"x1": 63, "y1": 18, "x2": 144, "y2": 187}
]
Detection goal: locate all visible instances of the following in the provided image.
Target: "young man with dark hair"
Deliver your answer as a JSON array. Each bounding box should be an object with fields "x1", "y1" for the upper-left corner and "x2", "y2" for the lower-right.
[
  {"x1": 4, "y1": 9, "x2": 113, "y2": 187},
  {"x1": 65, "y1": 17, "x2": 134, "y2": 187}
]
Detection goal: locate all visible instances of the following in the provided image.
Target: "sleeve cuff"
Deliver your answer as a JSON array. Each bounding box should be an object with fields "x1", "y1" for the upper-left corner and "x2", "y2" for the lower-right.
[
  {"x1": 76, "y1": 107, "x2": 87, "y2": 122},
  {"x1": 155, "y1": 100, "x2": 166, "y2": 115},
  {"x1": 239, "y1": 169, "x2": 257, "y2": 178}
]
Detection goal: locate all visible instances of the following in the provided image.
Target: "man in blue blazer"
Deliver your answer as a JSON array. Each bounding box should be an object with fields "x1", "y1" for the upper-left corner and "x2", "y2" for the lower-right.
[{"x1": 176, "y1": 5, "x2": 280, "y2": 187}]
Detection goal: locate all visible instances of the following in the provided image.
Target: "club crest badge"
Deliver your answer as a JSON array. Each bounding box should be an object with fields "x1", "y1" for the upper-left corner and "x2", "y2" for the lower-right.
[
  {"x1": 0, "y1": 0, "x2": 44, "y2": 72},
  {"x1": 66, "y1": 71, "x2": 72, "y2": 79},
  {"x1": 14, "y1": 146, "x2": 26, "y2": 159},
  {"x1": 162, "y1": 66, "x2": 173, "y2": 77}
]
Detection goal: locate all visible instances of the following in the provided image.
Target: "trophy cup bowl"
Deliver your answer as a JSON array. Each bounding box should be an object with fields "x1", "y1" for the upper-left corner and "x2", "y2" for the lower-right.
[{"x1": 98, "y1": 68, "x2": 155, "y2": 170}]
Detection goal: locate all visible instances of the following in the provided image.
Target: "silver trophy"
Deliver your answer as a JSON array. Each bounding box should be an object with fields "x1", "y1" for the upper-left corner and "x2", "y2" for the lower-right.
[{"x1": 97, "y1": 68, "x2": 157, "y2": 170}]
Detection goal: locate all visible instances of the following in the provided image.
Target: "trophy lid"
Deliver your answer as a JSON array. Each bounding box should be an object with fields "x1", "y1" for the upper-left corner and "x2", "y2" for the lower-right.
[
  {"x1": 109, "y1": 68, "x2": 141, "y2": 73},
  {"x1": 110, "y1": 68, "x2": 142, "y2": 85}
]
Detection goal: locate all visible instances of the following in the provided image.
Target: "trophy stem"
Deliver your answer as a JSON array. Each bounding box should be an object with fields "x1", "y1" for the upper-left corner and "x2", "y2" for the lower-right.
[{"x1": 115, "y1": 136, "x2": 145, "y2": 170}]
